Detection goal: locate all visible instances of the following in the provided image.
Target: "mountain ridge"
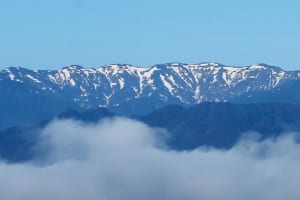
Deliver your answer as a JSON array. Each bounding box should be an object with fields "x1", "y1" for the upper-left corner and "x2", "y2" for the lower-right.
[
  {"x1": 1, "y1": 62, "x2": 300, "y2": 129},
  {"x1": 2, "y1": 102, "x2": 300, "y2": 162},
  {"x1": 1, "y1": 62, "x2": 296, "y2": 71}
]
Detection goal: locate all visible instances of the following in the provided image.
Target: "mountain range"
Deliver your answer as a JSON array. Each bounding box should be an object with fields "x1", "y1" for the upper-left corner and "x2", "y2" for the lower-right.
[
  {"x1": 2, "y1": 102, "x2": 300, "y2": 162},
  {"x1": 1, "y1": 62, "x2": 300, "y2": 129}
]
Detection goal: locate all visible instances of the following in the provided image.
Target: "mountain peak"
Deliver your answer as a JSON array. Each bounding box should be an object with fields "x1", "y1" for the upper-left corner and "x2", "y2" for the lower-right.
[
  {"x1": 62, "y1": 65, "x2": 84, "y2": 70},
  {"x1": 194, "y1": 62, "x2": 224, "y2": 67},
  {"x1": 249, "y1": 63, "x2": 284, "y2": 71}
]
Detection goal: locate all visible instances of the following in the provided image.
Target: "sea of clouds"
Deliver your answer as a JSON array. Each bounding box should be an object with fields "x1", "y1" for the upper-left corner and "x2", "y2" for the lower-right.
[{"x1": 0, "y1": 117, "x2": 300, "y2": 200}]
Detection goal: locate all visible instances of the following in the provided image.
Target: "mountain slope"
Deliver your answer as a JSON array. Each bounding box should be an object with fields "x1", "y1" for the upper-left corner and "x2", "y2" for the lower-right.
[
  {"x1": 1, "y1": 62, "x2": 300, "y2": 129},
  {"x1": 2, "y1": 103, "x2": 300, "y2": 162},
  {"x1": 141, "y1": 103, "x2": 300, "y2": 149}
]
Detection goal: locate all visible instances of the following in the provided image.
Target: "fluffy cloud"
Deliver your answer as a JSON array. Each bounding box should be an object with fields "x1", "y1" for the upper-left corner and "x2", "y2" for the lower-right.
[{"x1": 0, "y1": 117, "x2": 300, "y2": 200}]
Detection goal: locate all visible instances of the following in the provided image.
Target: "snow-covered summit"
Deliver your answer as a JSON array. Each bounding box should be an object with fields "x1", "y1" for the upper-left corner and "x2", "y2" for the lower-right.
[{"x1": 0, "y1": 62, "x2": 299, "y2": 112}]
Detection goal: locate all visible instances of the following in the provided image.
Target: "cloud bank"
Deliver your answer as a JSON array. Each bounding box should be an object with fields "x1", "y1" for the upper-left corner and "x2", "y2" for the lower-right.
[{"x1": 1, "y1": 118, "x2": 300, "y2": 200}]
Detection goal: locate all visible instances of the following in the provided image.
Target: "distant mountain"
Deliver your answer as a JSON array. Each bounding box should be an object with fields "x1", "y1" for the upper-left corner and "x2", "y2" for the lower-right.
[
  {"x1": 57, "y1": 103, "x2": 300, "y2": 150},
  {"x1": 58, "y1": 107, "x2": 114, "y2": 122},
  {"x1": 1, "y1": 62, "x2": 300, "y2": 129},
  {"x1": 0, "y1": 108, "x2": 114, "y2": 162},
  {"x1": 141, "y1": 103, "x2": 300, "y2": 150},
  {"x1": 2, "y1": 103, "x2": 300, "y2": 162}
]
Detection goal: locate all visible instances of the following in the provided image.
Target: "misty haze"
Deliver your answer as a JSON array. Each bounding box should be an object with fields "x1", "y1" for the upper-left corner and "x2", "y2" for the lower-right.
[
  {"x1": 1, "y1": 1, "x2": 300, "y2": 200},
  {"x1": 1, "y1": 118, "x2": 300, "y2": 200}
]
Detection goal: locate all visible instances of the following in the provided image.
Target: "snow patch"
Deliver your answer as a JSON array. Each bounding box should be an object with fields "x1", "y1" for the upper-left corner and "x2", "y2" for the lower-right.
[
  {"x1": 119, "y1": 78, "x2": 125, "y2": 89},
  {"x1": 160, "y1": 74, "x2": 174, "y2": 95},
  {"x1": 25, "y1": 75, "x2": 41, "y2": 83}
]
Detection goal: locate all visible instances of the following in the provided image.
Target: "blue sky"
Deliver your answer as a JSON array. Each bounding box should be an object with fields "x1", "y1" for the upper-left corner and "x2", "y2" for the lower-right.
[{"x1": 0, "y1": 0, "x2": 300, "y2": 70}]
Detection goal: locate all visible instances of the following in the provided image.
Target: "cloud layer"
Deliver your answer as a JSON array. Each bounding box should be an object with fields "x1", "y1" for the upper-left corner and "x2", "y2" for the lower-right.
[{"x1": 1, "y1": 118, "x2": 300, "y2": 200}]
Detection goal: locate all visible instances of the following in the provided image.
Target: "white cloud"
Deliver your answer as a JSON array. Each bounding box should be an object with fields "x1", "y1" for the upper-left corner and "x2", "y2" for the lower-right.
[{"x1": 0, "y1": 117, "x2": 300, "y2": 200}]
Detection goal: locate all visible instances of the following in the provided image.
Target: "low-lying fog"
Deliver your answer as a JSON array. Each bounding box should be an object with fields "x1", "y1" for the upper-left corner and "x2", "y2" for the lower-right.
[{"x1": 0, "y1": 118, "x2": 299, "y2": 200}]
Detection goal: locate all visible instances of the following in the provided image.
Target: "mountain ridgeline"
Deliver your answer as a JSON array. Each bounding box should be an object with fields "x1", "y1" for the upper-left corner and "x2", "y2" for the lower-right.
[
  {"x1": 2, "y1": 103, "x2": 300, "y2": 162},
  {"x1": 59, "y1": 103, "x2": 300, "y2": 149},
  {"x1": 1, "y1": 62, "x2": 300, "y2": 129}
]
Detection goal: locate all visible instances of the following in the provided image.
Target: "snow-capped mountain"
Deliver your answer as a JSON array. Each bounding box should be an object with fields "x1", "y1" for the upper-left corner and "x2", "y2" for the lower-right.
[{"x1": 1, "y1": 62, "x2": 300, "y2": 129}]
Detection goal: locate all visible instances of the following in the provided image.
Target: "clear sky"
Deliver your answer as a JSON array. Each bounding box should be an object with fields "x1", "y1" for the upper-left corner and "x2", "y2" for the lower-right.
[{"x1": 0, "y1": 0, "x2": 300, "y2": 70}]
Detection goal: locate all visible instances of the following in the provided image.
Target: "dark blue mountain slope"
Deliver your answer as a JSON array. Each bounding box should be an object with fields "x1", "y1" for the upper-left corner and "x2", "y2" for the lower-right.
[{"x1": 1, "y1": 103, "x2": 300, "y2": 162}]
